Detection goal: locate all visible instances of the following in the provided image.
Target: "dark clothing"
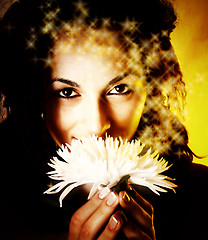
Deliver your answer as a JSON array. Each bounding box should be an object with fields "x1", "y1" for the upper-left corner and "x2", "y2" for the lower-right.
[
  {"x1": 1, "y1": 160, "x2": 208, "y2": 240},
  {"x1": 152, "y1": 162, "x2": 208, "y2": 240},
  {"x1": 0, "y1": 117, "x2": 208, "y2": 239}
]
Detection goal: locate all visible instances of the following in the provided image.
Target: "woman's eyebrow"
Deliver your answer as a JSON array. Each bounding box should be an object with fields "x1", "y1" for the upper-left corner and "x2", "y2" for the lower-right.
[
  {"x1": 51, "y1": 73, "x2": 130, "y2": 88},
  {"x1": 51, "y1": 78, "x2": 80, "y2": 87},
  {"x1": 107, "y1": 72, "x2": 130, "y2": 87}
]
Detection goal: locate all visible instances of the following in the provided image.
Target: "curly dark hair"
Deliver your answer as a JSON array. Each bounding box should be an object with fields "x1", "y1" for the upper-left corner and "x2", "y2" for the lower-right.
[{"x1": 0, "y1": 0, "x2": 196, "y2": 175}]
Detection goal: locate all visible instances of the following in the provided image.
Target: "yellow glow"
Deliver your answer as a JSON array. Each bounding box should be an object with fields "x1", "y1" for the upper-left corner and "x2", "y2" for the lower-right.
[
  {"x1": 27, "y1": 0, "x2": 207, "y2": 162},
  {"x1": 171, "y1": 0, "x2": 208, "y2": 165}
]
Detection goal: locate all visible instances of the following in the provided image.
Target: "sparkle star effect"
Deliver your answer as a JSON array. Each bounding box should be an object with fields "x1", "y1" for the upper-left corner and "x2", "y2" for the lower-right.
[
  {"x1": 26, "y1": 0, "x2": 187, "y2": 155},
  {"x1": 44, "y1": 135, "x2": 177, "y2": 207}
]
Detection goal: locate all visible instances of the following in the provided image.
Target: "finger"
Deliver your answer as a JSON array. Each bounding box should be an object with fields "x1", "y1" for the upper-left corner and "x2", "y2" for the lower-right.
[
  {"x1": 97, "y1": 211, "x2": 125, "y2": 240},
  {"x1": 122, "y1": 217, "x2": 152, "y2": 240},
  {"x1": 126, "y1": 184, "x2": 154, "y2": 216},
  {"x1": 119, "y1": 191, "x2": 155, "y2": 238},
  {"x1": 79, "y1": 191, "x2": 119, "y2": 240},
  {"x1": 68, "y1": 187, "x2": 111, "y2": 240}
]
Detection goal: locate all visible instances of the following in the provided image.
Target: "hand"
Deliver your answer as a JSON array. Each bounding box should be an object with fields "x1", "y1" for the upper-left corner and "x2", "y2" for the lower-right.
[
  {"x1": 119, "y1": 184, "x2": 156, "y2": 240},
  {"x1": 68, "y1": 187, "x2": 125, "y2": 240}
]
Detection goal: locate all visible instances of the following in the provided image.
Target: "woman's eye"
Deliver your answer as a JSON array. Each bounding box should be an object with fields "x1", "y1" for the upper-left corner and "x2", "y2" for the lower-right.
[
  {"x1": 56, "y1": 88, "x2": 80, "y2": 98},
  {"x1": 107, "y1": 84, "x2": 132, "y2": 96}
]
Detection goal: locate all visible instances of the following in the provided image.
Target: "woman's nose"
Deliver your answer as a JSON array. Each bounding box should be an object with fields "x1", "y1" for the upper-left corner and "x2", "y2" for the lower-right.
[{"x1": 83, "y1": 98, "x2": 111, "y2": 137}]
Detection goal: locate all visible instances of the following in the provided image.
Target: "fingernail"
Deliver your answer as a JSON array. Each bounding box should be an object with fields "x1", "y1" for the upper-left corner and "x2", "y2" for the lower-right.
[
  {"x1": 127, "y1": 185, "x2": 137, "y2": 198},
  {"x1": 108, "y1": 216, "x2": 118, "y2": 231},
  {"x1": 106, "y1": 192, "x2": 117, "y2": 206},
  {"x1": 99, "y1": 187, "x2": 110, "y2": 200},
  {"x1": 122, "y1": 191, "x2": 130, "y2": 204}
]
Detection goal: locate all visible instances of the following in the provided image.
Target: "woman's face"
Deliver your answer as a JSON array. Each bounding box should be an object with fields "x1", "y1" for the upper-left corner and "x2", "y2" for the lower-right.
[{"x1": 45, "y1": 31, "x2": 147, "y2": 146}]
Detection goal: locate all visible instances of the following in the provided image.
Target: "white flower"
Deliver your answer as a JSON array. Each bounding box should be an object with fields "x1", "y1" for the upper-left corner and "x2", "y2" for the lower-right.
[{"x1": 44, "y1": 135, "x2": 177, "y2": 207}]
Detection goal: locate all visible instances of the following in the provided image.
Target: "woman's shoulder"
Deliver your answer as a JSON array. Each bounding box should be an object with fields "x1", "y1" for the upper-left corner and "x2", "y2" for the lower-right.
[
  {"x1": 182, "y1": 162, "x2": 208, "y2": 197},
  {"x1": 189, "y1": 162, "x2": 208, "y2": 185},
  {"x1": 190, "y1": 161, "x2": 208, "y2": 172},
  {"x1": 153, "y1": 162, "x2": 208, "y2": 240}
]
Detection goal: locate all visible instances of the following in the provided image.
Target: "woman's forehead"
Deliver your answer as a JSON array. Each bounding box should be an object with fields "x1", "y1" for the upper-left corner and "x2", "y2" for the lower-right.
[
  {"x1": 52, "y1": 28, "x2": 146, "y2": 77},
  {"x1": 53, "y1": 28, "x2": 123, "y2": 56},
  {"x1": 52, "y1": 50, "x2": 128, "y2": 86},
  {"x1": 52, "y1": 28, "x2": 128, "y2": 70}
]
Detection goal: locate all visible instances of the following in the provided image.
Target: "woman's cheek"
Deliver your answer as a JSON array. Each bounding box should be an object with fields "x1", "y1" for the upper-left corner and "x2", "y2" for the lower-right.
[
  {"x1": 110, "y1": 96, "x2": 145, "y2": 138},
  {"x1": 111, "y1": 97, "x2": 144, "y2": 125},
  {"x1": 45, "y1": 101, "x2": 76, "y2": 145}
]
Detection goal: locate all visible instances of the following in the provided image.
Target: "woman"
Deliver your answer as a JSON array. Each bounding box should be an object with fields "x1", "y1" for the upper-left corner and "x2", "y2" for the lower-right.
[{"x1": 0, "y1": 0, "x2": 207, "y2": 239}]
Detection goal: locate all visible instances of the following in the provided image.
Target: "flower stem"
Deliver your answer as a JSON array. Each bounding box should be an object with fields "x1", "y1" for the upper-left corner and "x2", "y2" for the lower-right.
[{"x1": 112, "y1": 175, "x2": 130, "y2": 193}]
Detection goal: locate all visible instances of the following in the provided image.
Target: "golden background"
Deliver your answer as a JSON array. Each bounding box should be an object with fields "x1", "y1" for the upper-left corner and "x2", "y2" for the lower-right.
[{"x1": 172, "y1": 0, "x2": 208, "y2": 166}]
